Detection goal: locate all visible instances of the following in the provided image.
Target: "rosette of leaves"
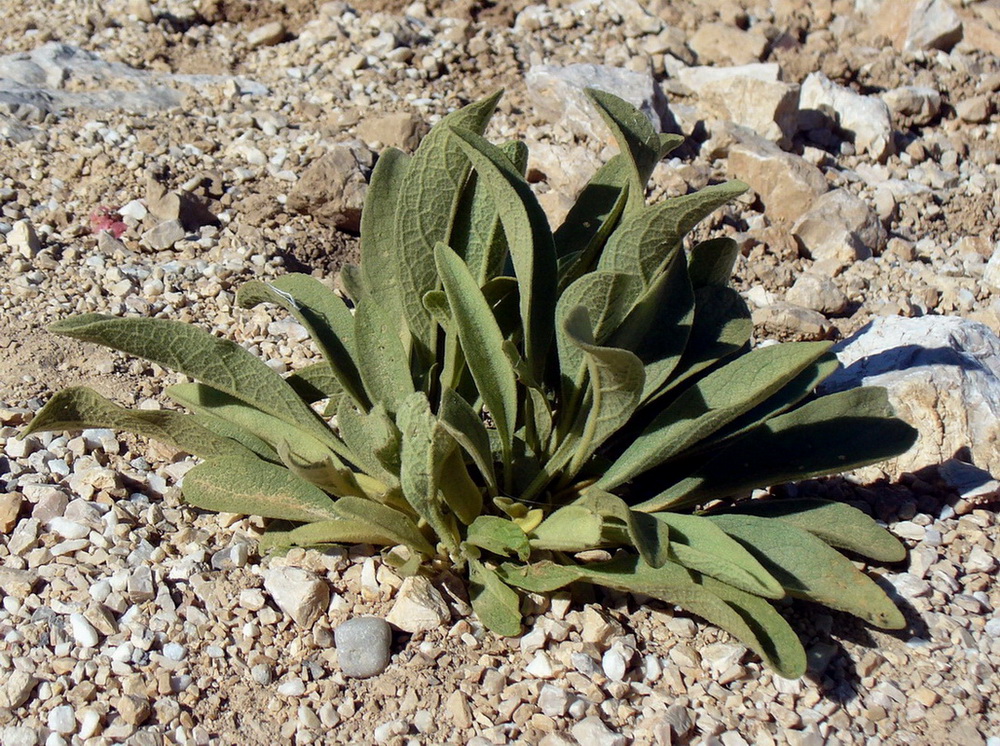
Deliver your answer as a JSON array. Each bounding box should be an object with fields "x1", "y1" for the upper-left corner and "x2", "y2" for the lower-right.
[{"x1": 25, "y1": 89, "x2": 917, "y2": 678}]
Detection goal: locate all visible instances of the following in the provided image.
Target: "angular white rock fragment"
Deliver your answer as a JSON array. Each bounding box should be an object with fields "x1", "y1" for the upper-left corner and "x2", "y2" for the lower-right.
[
  {"x1": 70, "y1": 613, "x2": 100, "y2": 647},
  {"x1": 800, "y1": 71, "x2": 894, "y2": 161},
  {"x1": 572, "y1": 716, "x2": 627, "y2": 746},
  {"x1": 263, "y1": 566, "x2": 329, "y2": 628},
  {"x1": 385, "y1": 576, "x2": 450, "y2": 633}
]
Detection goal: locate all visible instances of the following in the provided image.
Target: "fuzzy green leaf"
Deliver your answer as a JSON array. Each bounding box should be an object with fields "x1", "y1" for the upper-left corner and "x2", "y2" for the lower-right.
[
  {"x1": 554, "y1": 155, "x2": 630, "y2": 260},
  {"x1": 469, "y1": 559, "x2": 523, "y2": 636},
  {"x1": 285, "y1": 363, "x2": 343, "y2": 404},
  {"x1": 396, "y1": 392, "x2": 461, "y2": 552},
  {"x1": 48, "y1": 314, "x2": 335, "y2": 445},
  {"x1": 528, "y1": 505, "x2": 603, "y2": 552},
  {"x1": 332, "y1": 495, "x2": 435, "y2": 555},
  {"x1": 451, "y1": 126, "x2": 558, "y2": 380},
  {"x1": 725, "y1": 498, "x2": 907, "y2": 563},
  {"x1": 182, "y1": 455, "x2": 340, "y2": 522},
  {"x1": 237, "y1": 274, "x2": 369, "y2": 410},
  {"x1": 466, "y1": 516, "x2": 531, "y2": 560},
  {"x1": 601, "y1": 341, "x2": 833, "y2": 490},
  {"x1": 644, "y1": 387, "x2": 919, "y2": 510},
  {"x1": 653, "y1": 512, "x2": 784, "y2": 598},
  {"x1": 438, "y1": 447, "x2": 484, "y2": 525},
  {"x1": 452, "y1": 140, "x2": 528, "y2": 284},
  {"x1": 434, "y1": 243, "x2": 518, "y2": 463},
  {"x1": 394, "y1": 91, "x2": 503, "y2": 365},
  {"x1": 688, "y1": 237, "x2": 741, "y2": 289},
  {"x1": 354, "y1": 296, "x2": 415, "y2": 412},
  {"x1": 335, "y1": 399, "x2": 401, "y2": 486},
  {"x1": 360, "y1": 147, "x2": 410, "y2": 334},
  {"x1": 576, "y1": 489, "x2": 670, "y2": 569},
  {"x1": 585, "y1": 88, "x2": 675, "y2": 213},
  {"x1": 708, "y1": 514, "x2": 905, "y2": 629},
  {"x1": 439, "y1": 388, "x2": 498, "y2": 495},
  {"x1": 21, "y1": 386, "x2": 253, "y2": 460},
  {"x1": 598, "y1": 181, "x2": 748, "y2": 286},
  {"x1": 697, "y1": 574, "x2": 807, "y2": 678}
]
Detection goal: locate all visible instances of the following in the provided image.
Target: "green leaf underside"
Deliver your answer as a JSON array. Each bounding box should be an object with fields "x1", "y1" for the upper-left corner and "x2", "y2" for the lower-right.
[
  {"x1": 335, "y1": 399, "x2": 400, "y2": 486},
  {"x1": 498, "y1": 555, "x2": 800, "y2": 674},
  {"x1": 451, "y1": 126, "x2": 558, "y2": 380},
  {"x1": 724, "y1": 498, "x2": 906, "y2": 563},
  {"x1": 529, "y1": 505, "x2": 603, "y2": 551},
  {"x1": 598, "y1": 181, "x2": 748, "y2": 286},
  {"x1": 577, "y1": 489, "x2": 670, "y2": 569},
  {"x1": 22, "y1": 386, "x2": 253, "y2": 460},
  {"x1": 688, "y1": 237, "x2": 740, "y2": 289},
  {"x1": 466, "y1": 515, "x2": 531, "y2": 560},
  {"x1": 332, "y1": 495, "x2": 435, "y2": 555},
  {"x1": 654, "y1": 512, "x2": 784, "y2": 598},
  {"x1": 48, "y1": 314, "x2": 336, "y2": 445},
  {"x1": 360, "y1": 147, "x2": 410, "y2": 340},
  {"x1": 602, "y1": 341, "x2": 833, "y2": 490},
  {"x1": 395, "y1": 91, "x2": 503, "y2": 365},
  {"x1": 237, "y1": 275, "x2": 369, "y2": 409},
  {"x1": 438, "y1": 447, "x2": 484, "y2": 525},
  {"x1": 435, "y1": 243, "x2": 518, "y2": 463},
  {"x1": 554, "y1": 154, "x2": 629, "y2": 259},
  {"x1": 182, "y1": 455, "x2": 340, "y2": 522},
  {"x1": 354, "y1": 297, "x2": 415, "y2": 412},
  {"x1": 285, "y1": 362, "x2": 344, "y2": 404},
  {"x1": 470, "y1": 559, "x2": 523, "y2": 636},
  {"x1": 708, "y1": 514, "x2": 906, "y2": 629},
  {"x1": 641, "y1": 387, "x2": 919, "y2": 511},
  {"x1": 439, "y1": 388, "x2": 498, "y2": 494},
  {"x1": 397, "y1": 392, "x2": 461, "y2": 552}
]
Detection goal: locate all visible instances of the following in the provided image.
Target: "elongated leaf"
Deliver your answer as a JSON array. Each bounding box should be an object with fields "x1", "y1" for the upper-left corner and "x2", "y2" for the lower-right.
[
  {"x1": 438, "y1": 447, "x2": 484, "y2": 525},
  {"x1": 360, "y1": 147, "x2": 410, "y2": 336},
  {"x1": 275, "y1": 439, "x2": 367, "y2": 498},
  {"x1": 608, "y1": 255, "x2": 695, "y2": 402},
  {"x1": 182, "y1": 455, "x2": 340, "y2": 522},
  {"x1": 332, "y1": 495, "x2": 435, "y2": 555},
  {"x1": 394, "y1": 92, "x2": 503, "y2": 365},
  {"x1": 557, "y1": 179, "x2": 629, "y2": 293},
  {"x1": 688, "y1": 237, "x2": 740, "y2": 289},
  {"x1": 562, "y1": 307, "x2": 644, "y2": 474},
  {"x1": 697, "y1": 574, "x2": 806, "y2": 678},
  {"x1": 167, "y1": 382, "x2": 354, "y2": 465},
  {"x1": 354, "y1": 296, "x2": 414, "y2": 412},
  {"x1": 723, "y1": 498, "x2": 906, "y2": 563},
  {"x1": 335, "y1": 399, "x2": 400, "y2": 486},
  {"x1": 497, "y1": 559, "x2": 583, "y2": 593},
  {"x1": 285, "y1": 363, "x2": 343, "y2": 404},
  {"x1": 451, "y1": 126, "x2": 558, "y2": 380},
  {"x1": 434, "y1": 243, "x2": 518, "y2": 463},
  {"x1": 528, "y1": 505, "x2": 603, "y2": 551},
  {"x1": 554, "y1": 154, "x2": 629, "y2": 259},
  {"x1": 48, "y1": 314, "x2": 335, "y2": 445},
  {"x1": 556, "y1": 271, "x2": 645, "y2": 401},
  {"x1": 576, "y1": 489, "x2": 670, "y2": 569},
  {"x1": 662, "y1": 286, "x2": 752, "y2": 395},
  {"x1": 22, "y1": 386, "x2": 253, "y2": 460},
  {"x1": 601, "y1": 341, "x2": 832, "y2": 490},
  {"x1": 439, "y1": 388, "x2": 498, "y2": 495},
  {"x1": 452, "y1": 140, "x2": 528, "y2": 284},
  {"x1": 598, "y1": 181, "x2": 748, "y2": 286},
  {"x1": 708, "y1": 514, "x2": 905, "y2": 629},
  {"x1": 466, "y1": 516, "x2": 530, "y2": 560},
  {"x1": 643, "y1": 387, "x2": 919, "y2": 511},
  {"x1": 339, "y1": 263, "x2": 365, "y2": 304},
  {"x1": 237, "y1": 274, "x2": 369, "y2": 409},
  {"x1": 653, "y1": 512, "x2": 784, "y2": 598},
  {"x1": 396, "y1": 392, "x2": 461, "y2": 552},
  {"x1": 502, "y1": 341, "x2": 553, "y2": 458},
  {"x1": 585, "y1": 88, "x2": 667, "y2": 213},
  {"x1": 469, "y1": 559, "x2": 523, "y2": 636}
]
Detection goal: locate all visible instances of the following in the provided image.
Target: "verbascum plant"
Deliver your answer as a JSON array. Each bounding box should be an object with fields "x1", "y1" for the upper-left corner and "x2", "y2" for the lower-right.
[{"x1": 24, "y1": 89, "x2": 917, "y2": 677}]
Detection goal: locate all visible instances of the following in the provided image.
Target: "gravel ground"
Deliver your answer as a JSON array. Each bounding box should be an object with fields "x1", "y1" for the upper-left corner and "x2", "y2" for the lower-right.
[{"x1": 1, "y1": 1, "x2": 999, "y2": 744}]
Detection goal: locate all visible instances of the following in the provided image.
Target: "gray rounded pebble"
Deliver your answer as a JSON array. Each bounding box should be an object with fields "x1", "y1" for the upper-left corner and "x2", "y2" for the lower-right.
[{"x1": 335, "y1": 616, "x2": 392, "y2": 678}]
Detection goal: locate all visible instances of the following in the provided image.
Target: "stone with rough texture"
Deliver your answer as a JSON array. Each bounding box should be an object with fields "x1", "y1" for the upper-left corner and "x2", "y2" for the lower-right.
[
  {"x1": 0, "y1": 670, "x2": 37, "y2": 709},
  {"x1": 727, "y1": 131, "x2": 828, "y2": 224},
  {"x1": 880, "y1": 86, "x2": 941, "y2": 126},
  {"x1": 866, "y1": 0, "x2": 964, "y2": 52},
  {"x1": 385, "y1": 575, "x2": 451, "y2": 633},
  {"x1": 263, "y1": 566, "x2": 329, "y2": 628},
  {"x1": 117, "y1": 694, "x2": 151, "y2": 726},
  {"x1": 247, "y1": 21, "x2": 286, "y2": 48},
  {"x1": 786, "y1": 273, "x2": 850, "y2": 315},
  {"x1": 0, "y1": 492, "x2": 21, "y2": 532},
  {"x1": 685, "y1": 67, "x2": 800, "y2": 146},
  {"x1": 689, "y1": 23, "x2": 768, "y2": 66},
  {"x1": 0, "y1": 566, "x2": 40, "y2": 598},
  {"x1": 142, "y1": 219, "x2": 186, "y2": 250},
  {"x1": 939, "y1": 459, "x2": 999, "y2": 504},
  {"x1": 357, "y1": 112, "x2": 427, "y2": 151},
  {"x1": 955, "y1": 95, "x2": 992, "y2": 124},
  {"x1": 821, "y1": 316, "x2": 1000, "y2": 477},
  {"x1": 7, "y1": 219, "x2": 41, "y2": 258},
  {"x1": 799, "y1": 72, "x2": 894, "y2": 161},
  {"x1": 572, "y1": 716, "x2": 627, "y2": 746},
  {"x1": 752, "y1": 302, "x2": 833, "y2": 340},
  {"x1": 792, "y1": 189, "x2": 886, "y2": 268},
  {"x1": 287, "y1": 144, "x2": 370, "y2": 232},
  {"x1": 335, "y1": 616, "x2": 392, "y2": 678},
  {"x1": 526, "y1": 63, "x2": 669, "y2": 139}
]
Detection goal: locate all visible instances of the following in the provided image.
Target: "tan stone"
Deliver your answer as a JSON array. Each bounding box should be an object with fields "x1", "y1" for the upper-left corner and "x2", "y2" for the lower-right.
[{"x1": 727, "y1": 135, "x2": 828, "y2": 224}]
